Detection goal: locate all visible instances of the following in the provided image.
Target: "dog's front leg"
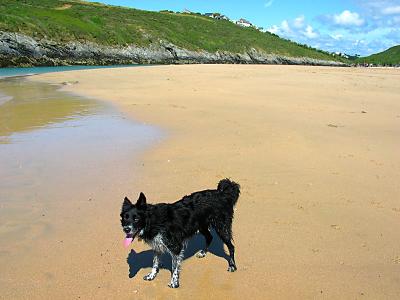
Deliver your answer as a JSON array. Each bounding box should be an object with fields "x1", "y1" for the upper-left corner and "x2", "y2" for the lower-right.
[
  {"x1": 143, "y1": 252, "x2": 161, "y2": 281},
  {"x1": 168, "y1": 250, "x2": 184, "y2": 288}
]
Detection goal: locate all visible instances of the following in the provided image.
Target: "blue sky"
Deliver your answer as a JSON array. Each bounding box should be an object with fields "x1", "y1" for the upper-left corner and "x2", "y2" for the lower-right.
[{"x1": 90, "y1": 0, "x2": 400, "y2": 56}]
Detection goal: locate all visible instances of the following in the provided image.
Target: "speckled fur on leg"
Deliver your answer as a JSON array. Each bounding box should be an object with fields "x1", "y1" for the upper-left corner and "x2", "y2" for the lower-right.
[
  {"x1": 168, "y1": 250, "x2": 184, "y2": 288},
  {"x1": 143, "y1": 252, "x2": 161, "y2": 281}
]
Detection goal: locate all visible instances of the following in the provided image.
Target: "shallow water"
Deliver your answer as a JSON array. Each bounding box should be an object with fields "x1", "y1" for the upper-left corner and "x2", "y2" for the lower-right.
[
  {"x1": 0, "y1": 77, "x2": 162, "y2": 251},
  {"x1": 0, "y1": 64, "x2": 141, "y2": 78}
]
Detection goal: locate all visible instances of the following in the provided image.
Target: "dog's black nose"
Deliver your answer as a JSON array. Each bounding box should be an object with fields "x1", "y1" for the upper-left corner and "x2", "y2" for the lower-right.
[{"x1": 123, "y1": 227, "x2": 131, "y2": 234}]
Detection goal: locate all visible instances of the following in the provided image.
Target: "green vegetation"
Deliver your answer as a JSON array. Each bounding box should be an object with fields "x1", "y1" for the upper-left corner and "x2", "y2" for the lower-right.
[
  {"x1": 0, "y1": 0, "x2": 345, "y2": 61},
  {"x1": 355, "y1": 45, "x2": 400, "y2": 66}
]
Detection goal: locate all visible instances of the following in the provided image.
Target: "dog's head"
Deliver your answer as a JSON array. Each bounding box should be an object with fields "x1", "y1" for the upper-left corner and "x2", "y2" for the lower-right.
[{"x1": 120, "y1": 192, "x2": 147, "y2": 245}]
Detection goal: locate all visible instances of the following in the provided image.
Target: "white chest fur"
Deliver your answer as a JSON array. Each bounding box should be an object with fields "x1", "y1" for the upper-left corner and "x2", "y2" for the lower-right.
[{"x1": 149, "y1": 233, "x2": 169, "y2": 254}]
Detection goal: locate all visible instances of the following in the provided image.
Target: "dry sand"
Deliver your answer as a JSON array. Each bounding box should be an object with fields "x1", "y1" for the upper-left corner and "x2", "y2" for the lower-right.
[{"x1": 16, "y1": 65, "x2": 400, "y2": 299}]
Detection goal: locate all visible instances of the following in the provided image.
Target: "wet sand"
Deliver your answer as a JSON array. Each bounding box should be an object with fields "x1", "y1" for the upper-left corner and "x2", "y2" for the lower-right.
[
  {"x1": 9, "y1": 65, "x2": 400, "y2": 299},
  {"x1": 0, "y1": 78, "x2": 161, "y2": 299}
]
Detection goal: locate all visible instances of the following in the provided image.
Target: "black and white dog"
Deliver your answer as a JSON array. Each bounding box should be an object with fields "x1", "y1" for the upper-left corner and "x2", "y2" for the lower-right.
[{"x1": 120, "y1": 178, "x2": 240, "y2": 288}]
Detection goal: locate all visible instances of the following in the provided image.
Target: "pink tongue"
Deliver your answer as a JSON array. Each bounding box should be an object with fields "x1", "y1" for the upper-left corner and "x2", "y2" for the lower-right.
[{"x1": 123, "y1": 237, "x2": 133, "y2": 248}]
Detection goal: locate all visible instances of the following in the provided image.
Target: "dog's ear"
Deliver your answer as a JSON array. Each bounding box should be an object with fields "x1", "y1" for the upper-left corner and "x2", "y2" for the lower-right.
[
  {"x1": 122, "y1": 196, "x2": 133, "y2": 212},
  {"x1": 136, "y1": 192, "x2": 147, "y2": 208}
]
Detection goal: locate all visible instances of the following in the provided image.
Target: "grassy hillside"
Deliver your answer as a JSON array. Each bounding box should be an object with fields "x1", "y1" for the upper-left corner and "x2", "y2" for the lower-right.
[
  {"x1": 356, "y1": 45, "x2": 400, "y2": 66},
  {"x1": 0, "y1": 0, "x2": 345, "y2": 62}
]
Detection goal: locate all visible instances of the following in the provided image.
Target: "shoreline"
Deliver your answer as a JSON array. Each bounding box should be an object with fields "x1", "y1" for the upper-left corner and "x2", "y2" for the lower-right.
[
  {"x1": 27, "y1": 64, "x2": 400, "y2": 298},
  {"x1": 0, "y1": 64, "x2": 151, "y2": 80}
]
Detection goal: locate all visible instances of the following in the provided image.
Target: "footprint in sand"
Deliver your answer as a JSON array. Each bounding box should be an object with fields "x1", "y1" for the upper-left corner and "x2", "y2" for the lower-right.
[
  {"x1": 327, "y1": 123, "x2": 338, "y2": 128},
  {"x1": 370, "y1": 200, "x2": 384, "y2": 209},
  {"x1": 370, "y1": 160, "x2": 384, "y2": 166},
  {"x1": 170, "y1": 104, "x2": 187, "y2": 109},
  {"x1": 61, "y1": 80, "x2": 79, "y2": 85}
]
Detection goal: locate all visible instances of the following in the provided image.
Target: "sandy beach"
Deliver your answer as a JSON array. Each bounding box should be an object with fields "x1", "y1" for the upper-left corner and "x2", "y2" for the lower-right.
[{"x1": 5, "y1": 65, "x2": 399, "y2": 299}]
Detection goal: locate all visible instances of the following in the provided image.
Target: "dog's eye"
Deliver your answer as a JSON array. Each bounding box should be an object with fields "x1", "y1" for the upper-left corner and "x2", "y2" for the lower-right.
[{"x1": 124, "y1": 213, "x2": 129, "y2": 220}]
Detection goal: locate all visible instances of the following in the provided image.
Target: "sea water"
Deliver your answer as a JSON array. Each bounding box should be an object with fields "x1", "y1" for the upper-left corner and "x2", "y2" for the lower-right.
[{"x1": 0, "y1": 76, "x2": 162, "y2": 248}]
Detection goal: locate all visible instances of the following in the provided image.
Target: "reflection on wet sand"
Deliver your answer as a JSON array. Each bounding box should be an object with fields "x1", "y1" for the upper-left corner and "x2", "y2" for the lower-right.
[
  {"x1": 0, "y1": 78, "x2": 98, "y2": 142},
  {"x1": 0, "y1": 77, "x2": 162, "y2": 299}
]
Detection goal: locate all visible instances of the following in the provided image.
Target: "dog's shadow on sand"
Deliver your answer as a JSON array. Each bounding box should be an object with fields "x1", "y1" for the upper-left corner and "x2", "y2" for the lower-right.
[{"x1": 127, "y1": 230, "x2": 230, "y2": 278}]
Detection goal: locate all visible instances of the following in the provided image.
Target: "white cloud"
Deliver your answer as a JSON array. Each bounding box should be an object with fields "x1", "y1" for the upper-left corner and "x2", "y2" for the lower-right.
[
  {"x1": 333, "y1": 10, "x2": 365, "y2": 26},
  {"x1": 293, "y1": 15, "x2": 305, "y2": 28},
  {"x1": 264, "y1": 0, "x2": 274, "y2": 8},
  {"x1": 330, "y1": 33, "x2": 343, "y2": 40},
  {"x1": 267, "y1": 25, "x2": 279, "y2": 34},
  {"x1": 303, "y1": 25, "x2": 318, "y2": 39},
  {"x1": 382, "y1": 6, "x2": 400, "y2": 15},
  {"x1": 267, "y1": 16, "x2": 320, "y2": 45},
  {"x1": 266, "y1": 1, "x2": 399, "y2": 56},
  {"x1": 280, "y1": 20, "x2": 291, "y2": 33},
  {"x1": 268, "y1": 16, "x2": 317, "y2": 39}
]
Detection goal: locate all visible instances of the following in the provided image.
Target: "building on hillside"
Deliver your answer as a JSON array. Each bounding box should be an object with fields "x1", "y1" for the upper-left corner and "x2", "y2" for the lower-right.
[
  {"x1": 204, "y1": 12, "x2": 229, "y2": 20},
  {"x1": 236, "y1": 18, "x2": 253, "y2": 27},
  {"x1": 333, "y1": 52, "x2": 349, "y2": 59}
]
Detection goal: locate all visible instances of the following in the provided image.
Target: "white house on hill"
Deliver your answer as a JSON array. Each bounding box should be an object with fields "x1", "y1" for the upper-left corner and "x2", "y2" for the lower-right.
[
  {"x1": 236, "y1": 18, "x2": 253, "y2": 27},
  {"x1": 204, "y1": 12, "x2": 229, "y2": 20}
]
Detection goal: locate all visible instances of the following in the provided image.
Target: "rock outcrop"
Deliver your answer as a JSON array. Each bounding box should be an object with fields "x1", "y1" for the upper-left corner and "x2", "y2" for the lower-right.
[{"x1": 0, "y1": 31, "x2": 347, "y2": 67}]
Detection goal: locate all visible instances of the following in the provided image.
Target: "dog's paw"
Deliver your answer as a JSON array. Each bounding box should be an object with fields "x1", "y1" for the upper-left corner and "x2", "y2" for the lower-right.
[
  {"x1": 143, "y1": 273, "x2": 156, "y2": 281},
  {"x1": 196, "y1": 250, "x2": 207, "y2": 258},
  {"x1": 168, "y1": 282, "x2": 180, "y2": 288},
  {"x1": 227, "y1": 265, "x2": 237, "y2": 272}
]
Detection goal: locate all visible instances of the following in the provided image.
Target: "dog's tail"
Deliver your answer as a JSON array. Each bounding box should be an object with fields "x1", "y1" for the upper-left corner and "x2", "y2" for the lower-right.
[{"x1": 217, "y1": 178, "x2": 240, "y2": 207}]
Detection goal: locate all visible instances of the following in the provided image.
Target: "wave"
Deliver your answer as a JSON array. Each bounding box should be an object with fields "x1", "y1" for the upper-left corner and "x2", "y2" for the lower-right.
[{"x1": 0, "y1": 92, "x2": 13, "y2": 105}]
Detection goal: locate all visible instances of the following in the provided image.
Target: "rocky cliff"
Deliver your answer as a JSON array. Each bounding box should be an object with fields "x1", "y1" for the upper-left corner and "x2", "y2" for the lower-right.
[{"x1": 0, "y1": 31, "x2": 347, "y2": 67}]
